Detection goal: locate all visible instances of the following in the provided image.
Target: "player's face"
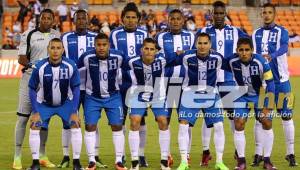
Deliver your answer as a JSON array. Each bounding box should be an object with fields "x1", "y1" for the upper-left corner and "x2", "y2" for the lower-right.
[
  {"x1": 262, "y1": 7, "x2": 275, "y2": 25},
  {"x1": 168, "y1": 12, "x2": 184, "y2": 33},
  {"x1": 48, "y1": 41, "x2": 64, "y2": 62},
  {"x1": 75, "y1": 12, "x2": 88, "y2": 30},
  {"x1": 213, "y1": 7, "x2": 226, "y2": 27},
  {"x1": 237, "y1": 44, "x2": 253, "y2": 63},
  {"x1": 196, "y1": 36, "x2": 211, "y2": 57},
  {"x1": 95, "y1": 38, "x2": 110, "y2": 59},
  {"x1": 122, "y1": 11, "x2": 139, "y2": 31},
  {"x1": 141, "y1": 42, "x2": 157, "y2": 63},
  {"x1": 40, "y1": 13, "x2": 54, "y2": 30}
]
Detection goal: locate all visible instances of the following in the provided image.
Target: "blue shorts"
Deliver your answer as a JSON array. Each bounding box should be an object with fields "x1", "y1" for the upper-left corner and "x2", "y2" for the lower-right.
[
  {"x1": 275, "y1": 81, "x2": 293, "y2": 117},
  {"x1": 129, "y1": 101, "x2": 169, "y2": 118},
  {"x1": 37, "y1": 100, "x2": 74, "y2": 129},
  {"x1": 178, "y1": 96, "x2": 224, "y2": 128},
  {"x1": 84, "y1": 93, "x2": 124, "y2": 126},
  {"x1": 233, "y1": 95, "x2": 272, "y2": 120}
]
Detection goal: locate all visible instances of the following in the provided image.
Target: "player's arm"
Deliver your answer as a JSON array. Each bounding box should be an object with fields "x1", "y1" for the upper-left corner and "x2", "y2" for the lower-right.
[
  {"x1": 70, "y1": 67, "x2": 81, "y2": 113},
  {"x1": 18, "y1": 31, "x2": 30, "y2": 67},
  {"x1": 269, "y1": 28, "x2": 289, "y2": 60},
  {"x1": 262, "y1": 58, "x2": 275, "y2": 111}
]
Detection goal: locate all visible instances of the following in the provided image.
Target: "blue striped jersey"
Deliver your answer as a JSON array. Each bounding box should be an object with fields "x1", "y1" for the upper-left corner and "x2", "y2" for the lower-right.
[
  {"x1": 174, "y1": 50, "x2": 224, "y2": 91},
  {"x1": 77, "y1": 49, "x2": 124, "y2": 98},
  {"x1": 109, "y1": 26, "x2": 148, "y2": 58},
  {"x1": 124, "y1": 53, "x2": 172, "y2": 102},
  {"x1": 226, "y1": 53, "x2": 275, "y2": 96},
  {"x1": 29, "y1": 57, "x2": 80, "y2": 106},
  {"x1": 252, "y1": 24, "x2": 289, "y2": 83},
  {"x1": 155, "y1": 30, "x2": 195, "y2": 77},
  {"x1": 196, "y1": 25, "x2": 248, "y2": 82},
  {"x1": 61, "y1": 31, "x2": 98, "y2": 64}
]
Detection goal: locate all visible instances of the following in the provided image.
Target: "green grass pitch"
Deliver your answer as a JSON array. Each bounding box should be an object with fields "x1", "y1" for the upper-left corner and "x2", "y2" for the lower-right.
[{"x1": 0, "y1": 78, "x2": 299, "y2": 170}]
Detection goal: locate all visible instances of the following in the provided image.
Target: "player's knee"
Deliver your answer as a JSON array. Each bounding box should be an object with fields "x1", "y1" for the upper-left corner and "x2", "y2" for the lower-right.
[
  {"x1": 156, "y1": 116, "x2": 168, "y2": 130},
  {"x1": 140, "y1": 116, "x2": 146, "y2": 125},
  {"x1": 281, "y1": 115, "x2": 292, "y2": 121},
  {"x1": 30, "y1": 121, "x2": 41, "y2": 130},
  {"x1": 111, "y1": 125, "x2": 123, "y2": 131},
  {"x1": 261, "y1": 119, "x2": 272, "y2": 130},
  {"x1": 85, "y1": 124, "x2": 97, "y2": 132},
  {"x1": 130, "y1": 115, "x2": 142, "y2": 131},
  {"x1": 234, "y1": 119, "x2": 245, "y2": 131},
  {"x1": 179, "y1": 120, "x2": 189, "y2": 125}
]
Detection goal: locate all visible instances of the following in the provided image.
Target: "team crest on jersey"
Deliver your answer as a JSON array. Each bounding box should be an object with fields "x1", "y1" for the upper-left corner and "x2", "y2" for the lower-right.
[
  {"x1": 108, "y1": 59, "x2": 118, "y2": 70},
  {"x1": 207, "y1": 60, "x2": 217, "y2": 69},
  {"x1": 225, "y1": 30, "x2": 233, "y2": 40},
  {"x1": 60, "y1": 68, "x2": 69, "y2": 79},
  {"x1": 250, "y1": 66, "x2": 259, "y2": 75},
  {"x1": 136, "y1": 35, "x2": 144, "y2": 44},
  {"x1": 268, "y1": 32, "x2": 277, "y2": 43}
]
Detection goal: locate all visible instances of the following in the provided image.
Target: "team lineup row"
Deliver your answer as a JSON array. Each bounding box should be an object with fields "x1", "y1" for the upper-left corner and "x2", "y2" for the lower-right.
[{"x1": 12, "y1": 1, "x2": 296, "y2": 170}]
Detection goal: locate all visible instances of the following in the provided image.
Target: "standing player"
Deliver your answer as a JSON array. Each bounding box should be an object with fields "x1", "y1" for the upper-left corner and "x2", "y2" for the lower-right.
[
  {"x1": 252, "y1": 3, "x2": 297, "y2": 167},
  {"x1": 155, "y1": 9, "x2": 195, "y2": 164},
  {"x1": 226, "y1": 38, "x2": 276, "y2": 170},
  {"x1": 13, "y1": 9, "x2": 60, "y2": 170},
  {"x1": 176, "y1": 33, "x2": 228, "y2": 170},
  {"x1": 109, "y1": 2, "x2": 148, "y2": 166},
  {"x1": 126, "y1": 38, "x2": 171, "y2": 170},
  {"x1": 27, "y1": 38, "x2": 83, "y2": 170},
  {"x1": 60, "y1": 9, "x2": 107, "y2": 168},
  {"x1": 77, "y1": 33, "x2": 126, "y2": 170},
  {"x1": 196, "y1": 1, "x2": 248, "y2": 165}
]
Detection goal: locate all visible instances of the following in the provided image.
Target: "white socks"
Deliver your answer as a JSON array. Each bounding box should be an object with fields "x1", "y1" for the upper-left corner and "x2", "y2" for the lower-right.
[
  {"x1": 159, "y1": 129, "x2": 170, "y2": 160},
  {"x1": 214, "y1": 122, "x2": 225, "y2": 163},
  {"x1": 188, "y1": 127, "x2": 192, "y2": 156},
  {"x1": 178, "y1": 124, "x2": 189, "y2": 163},
  {"x1": 254, "y1": 120, "x2": 263, "y2": 156},
  {"x1": 71, "y1": 128, "x2": 82, "y2": 159},
  {"x1": 263, "y1": 129, "x2": 274, "y2": 157},
  {"x1": 95, "y1": 127, "x2": 100, "y2": 156},
  {"x1": 62, "y1": 129, "x2": 71, "y2": 156},
  {"x1": 139, "y1": 125, "x2": 147, "y2": 157},
  {"x1": 29, "y1": 129, "x2": 40, "y2": 160},
  {"x1": 234, "y1": 130, "x2": 245, "y2": 158},
  {"x1": 113, "y1": 130, "x2": 125, "y2": 163},
  {"x1": 201, "y1": 120, "x2": 211, "y2": 151},
  {"x1": 129, "y1": 130, "x2": 139, "y2": 161},
  {"x1": 84, "y1": 131, "x2": 96, "y2": 162},
  {"x1": 282, "y1": 120, "x2": 295, "y2": 155},
  {"x1": 229, "y1": 119, "x2": 235, "y2": 133}
]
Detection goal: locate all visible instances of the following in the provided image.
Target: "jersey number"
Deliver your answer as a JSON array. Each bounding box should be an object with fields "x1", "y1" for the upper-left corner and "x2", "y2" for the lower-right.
[
  {"x1": 144, "y1": 72, "x2": 152, "y2": 81},
  {"x1": 100, "y1": 72, "x2": 108, "y2": 81},
  {"x1": 198, "y1": 71, "x2": 207, "y2": 80},
  {"x1": 129, "y1": 45, "x2": 135, "y2": 56}
]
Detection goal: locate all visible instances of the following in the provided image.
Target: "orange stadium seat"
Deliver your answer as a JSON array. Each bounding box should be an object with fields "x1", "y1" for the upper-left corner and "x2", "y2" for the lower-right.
[
  {"x1": 292, "y1": 0, "x2": 300, "y2": 5},
  {"x1": 6, "y1": 0, "x2": 18, "y2": 7},
  {"x1": 94, "y1": 0, "x2": 102, "y2": 4},
  {"x1": 98, "y1": 13, "x2": 108, "y2": 22},
  {"x1": 285, "y1": 10, "x2": 293, "y2": 16},
  {"x1": 168, "y1": 0, "x2": 177, "y2": 4},
  {"x1": 293, "y1": 42, "x2": 300, "y2": 48},
  {"x1": 148, "y1": 0, "x2": 158, "y2": 4},
  {"x1": 191, "y1": 0, "x2": 200, "y2": 4},
  {"x1": 158, "y1": 0, "x2": 168, "y2": 4},
  {"x1": 279, "y1": 0, "x2": 291, "y2": 5},
  {"x1": 200, "y1": 0, "x2": 210, "y2": 5},
  {"x1": 102, "y1": 0, "x2": 112, "y2": 4},
  {"x1": 239, "y1": 15, "x2": 248, "y2": 21},
  {"x1": 88, "y1": 0, "x2": 94, "y2": 4},
  {"x1": 65, "y1": 0, "x2": 80, "y2": 5},
  {"x1": 271, "y1": 0, "x2": 279, "y2": 5}
]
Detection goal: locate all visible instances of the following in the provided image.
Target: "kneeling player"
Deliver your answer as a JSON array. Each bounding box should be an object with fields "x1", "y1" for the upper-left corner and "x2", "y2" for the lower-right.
[
  {"x1": 125, "y1": 38, "x2": 171, "y2": 170},
  {"x1": 77, "y1": 33, "x2": 126, "y2": 170},
  {"x1": 176, "y1": 33, "x2": 228, "y2": 170},
  {"x1": 28, "y1": 38, "x2": 83, "y2": 170},
  {"x1": 225, "y1": 38, "x2": 276, "y2": 170}
]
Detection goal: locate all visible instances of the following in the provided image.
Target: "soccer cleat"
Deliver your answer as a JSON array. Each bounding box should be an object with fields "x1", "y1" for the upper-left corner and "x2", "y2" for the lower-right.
[
  {"x1": 200, "y1": 150, "x2": 212, "y2": 166},
  {"x1": 234, "y1": 158, "x2": 246, "y2": 170},
  {"x1": 39, "y1": 155, "x2": 56, "y2": 168},
  {"x1": 115, "y1": 162, "x2": 128, "y2": 170},
  {"x1": 177, "y1": 162, "x2": 189, "y2": 170},
  {"x1": 285, "y1": 154, "x2": 298, "y2": 167},
  {"x1": 85, "y1": 161, "x2": 96, "y2": 170},
  {"x1": 57, "y1": 156, "x2": 70, "y2": 168},
  {"x1": 95, "y1": 156, "x2": 108, "y2": 168},
  {"x1": 160, "y1": 160, "x2": 171, "y2": 170},
  {"x1": 27, "y1": 160, "x2": 40, "y2": 170},
  {"x1": 73, "y1": 159, "x2": 84, "y2": 170},
  {"x1": 187, "y1": 154, "x2": 191, "y2": 166},
  {"x1": 168, "y1": 154, "x2": 174, "y2": 167},
  {"x1": 130, "y1": 160, "x2": 139, "y2": 170},
  {"x1": 263, "y1": 157, "x2": 277, "y2": 170},
  {"x1": 251, "y1": 154, "x2": 263, "y2": 167},
  {"x1": 215, "y1": 162, "x2": 229, "y2": 170},
  {"x1": 139, "y1": 156, "x2": 149, "y2": 167},
  {"x1": 13, "y1": 156, "x2": 22, "y2": 170}
]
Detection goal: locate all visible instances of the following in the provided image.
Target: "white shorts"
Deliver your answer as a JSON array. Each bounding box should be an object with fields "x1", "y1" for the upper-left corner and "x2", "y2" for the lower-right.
[{"x1": 17, "y1": 72, "x2": 32, "y2": 117}]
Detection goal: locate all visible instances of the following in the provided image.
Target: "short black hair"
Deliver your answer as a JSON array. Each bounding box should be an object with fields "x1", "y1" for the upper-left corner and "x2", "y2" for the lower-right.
[
  {"x1": 74, "y1": 9, "x2": 88, "y2": 21},
  {"x1": 213, "y1": 1, "x2": 226, "y2": 9},
  {"x1": 95, "y1": 33, "x2": 109, "y2": 41},
  {"x1": 196, "y1": 32, "x2": 211, "y2": 42},
  {"x1": 40, "y1": 8, "x2": 55, "y2": 19},
  {"x1": 48, "y1": 38, "x2": 63, "y2": 46},
  {"x1": 263, "y1": 3, "x2": 276, "y2": 11},
  {"x1": 237, "y1": 37, "x2": 253, "y2": 49},
  {"x1": 169, "y1": 9, "x2": 183, "y2": 17},
  {"x1": 121, "y1": 2, "x2": 141, "y2": 21},
  {"x1": 143, "y1": 38, "x2": 159, "y2": 49}
]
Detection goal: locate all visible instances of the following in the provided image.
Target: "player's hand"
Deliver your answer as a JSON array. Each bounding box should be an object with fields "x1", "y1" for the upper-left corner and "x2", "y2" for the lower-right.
[
  {"x1": 70, "y1": 113, "x2": 81, "y2": 128},
  {"x1": 176, "y1": 50, "x2": 185, "y2": 56},
  {"x1": 263, "y1": 54, "x2": 272, "y2": 62}
]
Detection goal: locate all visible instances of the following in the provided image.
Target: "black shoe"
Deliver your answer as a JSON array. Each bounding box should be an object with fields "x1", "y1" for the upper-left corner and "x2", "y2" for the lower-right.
[
  {"x1": 251, "y1": 154, "x2": 263, "y2": 167},
  {"x1": 57, "y1": 156, "x2": 70, "y2": 168},
  {"x1": 131, "y1": 160, "x2": 139, "y2": 169},
  {"x1": 285, "y1": 154, "x2": 298, "y2": 167},
  {"x1": 73, "y1": 159, "x2": 84, "y2": 170},
  {"x1": 86, "y1": 161, "x2": 96, "y2": 170},
  {"x1": 27, "y1": 160, "x2": 40, "y2": 170},
  {"x1": 263, "y1": 157, "x2": 277, "y2": 170},
  {"x1": 139, "y1": 156, "x2": 149, "y2": 167},
  {"x1": 234, "y1": 157, "x2": 246, "y2": 170},
  {"x1": 122, "y1": 155, "x2": 126, "y2": 165}
]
